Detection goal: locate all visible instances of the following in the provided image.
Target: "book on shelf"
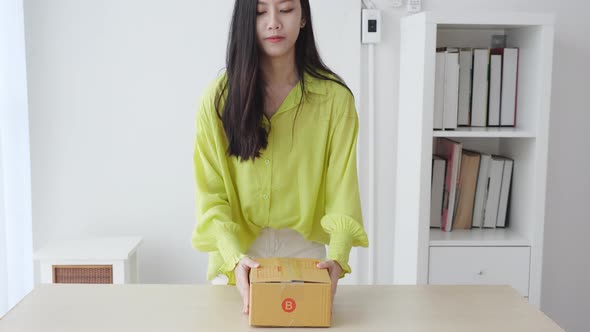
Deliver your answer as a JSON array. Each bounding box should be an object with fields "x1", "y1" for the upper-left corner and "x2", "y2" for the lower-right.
[
  {"x1": 443, "y1": 48, "x2": 459, "y2": 130},
  {"x1": 499, "y1": 48, "x2": 520, "y2": 127},
  {"x1": 434, "y1": 47, "x2": 460, "y2": 130},
  {"x1": 470, "y1": 48, "x2": 490, "y2": 127},
  {"x1": 431, "y1": 145, "x2": 514, "y2": 231},
  {"x1": 433, "y1": 138, "x2": 462, "y2": 232},
  {"x1": 457, "y1": 48, "x2": 473, "y2": 126},
  {"x1": 430, "y1": 156, "x2": 447, "y2": 228},
  {"x1": 434, "y1": 51, "x2": 445, "y2": 130},
  {"x1": 434, "y1": 46, "x2": 520, "y2": 129},
  {"x1": 488, "y1": 52, "x2": 503, "y2": 126},
  {"x1": 496, "y1": 158, "x2": 514, "y2": 227},
  {"x1": 472, "y1": 153, "x2": 492, "y2": 228},
  {"x1": 489, "y1": 48, "x2": 520, "y2": 127},
  {"x1": 453, "y1": 150, "x2": 481, "y2": 229},
  {"x1": 483, "y1": 155, "x2": 511, "y2": 228}
]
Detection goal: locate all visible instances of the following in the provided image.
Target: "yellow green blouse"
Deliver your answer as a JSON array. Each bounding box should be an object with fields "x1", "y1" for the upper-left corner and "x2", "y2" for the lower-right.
[{"x1": 191, "y1": 72, "x2": 368, "y2": 284}]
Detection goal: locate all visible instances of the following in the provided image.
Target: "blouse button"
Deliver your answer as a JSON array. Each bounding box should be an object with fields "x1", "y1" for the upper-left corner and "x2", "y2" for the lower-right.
[
  {"x1": 265, "y1": 159, "x2": 270, "y2": 165},
  {"x1": 262, "y1": 194, "x2": 269, "y2": 200}
]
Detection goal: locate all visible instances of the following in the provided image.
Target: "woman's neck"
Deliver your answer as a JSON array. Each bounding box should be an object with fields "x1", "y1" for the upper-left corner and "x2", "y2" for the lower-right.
[{"x1": 259, "y1": 52, "x2": 299, "y2": 88}]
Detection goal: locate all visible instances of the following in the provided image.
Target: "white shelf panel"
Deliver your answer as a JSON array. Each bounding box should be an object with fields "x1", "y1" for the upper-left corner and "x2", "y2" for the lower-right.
[
  {"x1": 421, "y1": 12, "x2": 554, "y2": 27},
  {"x1": 429, "y1": 228, "x2": 530, "y2": 247},
  {"x1": 433, "y1": 127, "x2": 535, "y2": 138},
  {"x1": 34, "y1": 236, "x2": 143, "y2": 260}
]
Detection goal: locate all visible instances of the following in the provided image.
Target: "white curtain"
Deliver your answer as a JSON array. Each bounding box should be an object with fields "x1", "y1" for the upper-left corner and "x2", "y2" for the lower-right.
[{"x1": 0, "y1": 0, "x2": 34, "y2": 318}]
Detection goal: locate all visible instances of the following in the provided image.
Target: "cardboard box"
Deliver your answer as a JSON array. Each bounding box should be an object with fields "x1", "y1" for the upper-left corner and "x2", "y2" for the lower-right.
[{"x1": 249, "y1": 257, "x2": 332, "y2": 327}]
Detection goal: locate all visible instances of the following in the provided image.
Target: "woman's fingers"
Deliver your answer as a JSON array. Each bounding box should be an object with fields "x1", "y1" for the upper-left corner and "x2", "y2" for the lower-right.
[
  {"x1": 316, "y1": 260, "x2": 342, "y2": 299},
  {"x1": 316, "y1": 260, "x2": 332, "y2": 270},
  {"x1": 240, "y1": 284, "x2": 249, "y2": 314},
  {"x1": 236, "y1": 265, "x2": 249, "y2": 314},
  {"x1": 235, "y1": 256, "x2": 260, "y2": 314},
  {"x1": 241, "y1": 256, "x2": 260, "y2": 269},
  {"x1": 316, "y1": 260, "x2": 341, "y2": 280},
  {"x1": 236, "y1": 268, "x2": 250, "y2": 314}
]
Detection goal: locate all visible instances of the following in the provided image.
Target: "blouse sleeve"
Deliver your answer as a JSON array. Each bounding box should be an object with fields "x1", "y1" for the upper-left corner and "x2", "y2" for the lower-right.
[
  {"x1": 320, "y1": 91, "x2": 369, "y2": 278},
  {"x1": 191, "y1": 92, "x2": 246, "y2": 275}
]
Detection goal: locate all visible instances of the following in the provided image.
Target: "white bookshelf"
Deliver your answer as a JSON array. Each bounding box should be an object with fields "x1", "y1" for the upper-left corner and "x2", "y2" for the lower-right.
[{"x1": 394, "y1": 12, "x2": 554, "y2": 308}]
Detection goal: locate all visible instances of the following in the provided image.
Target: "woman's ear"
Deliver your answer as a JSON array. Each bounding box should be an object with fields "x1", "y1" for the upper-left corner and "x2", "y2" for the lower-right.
[{"x1": 300, "y1": 19, "x2": 306, "y2": 28}]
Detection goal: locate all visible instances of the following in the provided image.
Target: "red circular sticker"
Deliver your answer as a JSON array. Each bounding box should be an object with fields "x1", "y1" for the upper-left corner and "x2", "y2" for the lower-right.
[{"x1": 282, "y1": 298, "x2": 296, "y2": 313}]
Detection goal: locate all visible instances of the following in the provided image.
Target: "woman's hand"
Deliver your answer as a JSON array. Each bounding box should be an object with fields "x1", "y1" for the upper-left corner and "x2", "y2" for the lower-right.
[
  {"x1": 234, "y1": 256, "x2": 260, "y2": 314},
  {"x1": 316, "y1": 260, "x2": 343, "y2": 305}
]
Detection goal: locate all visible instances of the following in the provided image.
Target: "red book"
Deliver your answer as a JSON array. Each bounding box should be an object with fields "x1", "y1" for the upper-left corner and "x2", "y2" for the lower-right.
[{"x1": 434, "y1": 138, "x2": 463, "y2": 232}]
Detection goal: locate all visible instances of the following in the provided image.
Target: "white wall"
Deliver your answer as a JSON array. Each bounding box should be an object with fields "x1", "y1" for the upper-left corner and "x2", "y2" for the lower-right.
[
  {"x1": 24, "y1": 0, "x2": 361, "y2": 285},
  {"x1": 0, "y1": 0, "x2": 34, "y2": 318},
  {"x1": 23, "y1": 0, "x2": 590, "y2": 330},
  {"x1": 362, "y1": 1, "x2": 588, "y2": 331}
]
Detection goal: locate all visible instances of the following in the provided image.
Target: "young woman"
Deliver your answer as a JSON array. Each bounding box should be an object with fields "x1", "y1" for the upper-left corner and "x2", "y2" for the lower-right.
[{"x1": 192, "y1": 0, "x2": 368, "y2": 314}]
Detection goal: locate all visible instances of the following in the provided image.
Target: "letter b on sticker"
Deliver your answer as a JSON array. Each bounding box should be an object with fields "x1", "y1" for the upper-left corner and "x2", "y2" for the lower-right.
[{"x1": 282, "y1": 298, "x2": 296, "y2": 313}]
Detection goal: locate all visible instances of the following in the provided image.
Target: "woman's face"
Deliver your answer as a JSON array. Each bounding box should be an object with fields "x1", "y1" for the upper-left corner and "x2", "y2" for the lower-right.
[{"x1": 256, "y1": 0, "x2": 304, "y2": 59}]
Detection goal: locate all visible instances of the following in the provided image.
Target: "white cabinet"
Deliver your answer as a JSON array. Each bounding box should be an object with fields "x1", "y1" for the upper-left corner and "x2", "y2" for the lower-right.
[
  {"x1": 428, "y1": 246, "x2": 530, "y2": 297},
  {"x1": 34, "y1": 237, "x2": 143, "y2": 284},
  {"x1": 394, "y1": 12, "x2": 554, "y2": 308}
]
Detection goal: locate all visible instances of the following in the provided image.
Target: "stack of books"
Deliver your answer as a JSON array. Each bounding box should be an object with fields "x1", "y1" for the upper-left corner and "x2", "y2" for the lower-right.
[
  {"x1": 434, "y1": 47, "x2": 520, "y2": 130},
  {"x1": 431, "y1": 138, "x2": 514, "y2": 232}
]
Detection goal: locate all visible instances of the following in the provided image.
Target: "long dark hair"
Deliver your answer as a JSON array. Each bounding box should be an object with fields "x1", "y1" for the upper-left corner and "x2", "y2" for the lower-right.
[{"x1": 215, "y1": 0, "x2": 351, "y2": 162}]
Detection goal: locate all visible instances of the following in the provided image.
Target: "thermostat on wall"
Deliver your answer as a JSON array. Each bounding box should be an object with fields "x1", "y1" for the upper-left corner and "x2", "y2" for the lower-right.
[{"x1": 362, "y1": 9, "x2": 381, "y2": 44}]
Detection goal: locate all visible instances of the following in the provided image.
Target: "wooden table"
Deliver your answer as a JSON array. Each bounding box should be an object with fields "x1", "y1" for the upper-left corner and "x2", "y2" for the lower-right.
[{"x1": 0, "y1": 284, "x2": 564, "y2": 331}]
